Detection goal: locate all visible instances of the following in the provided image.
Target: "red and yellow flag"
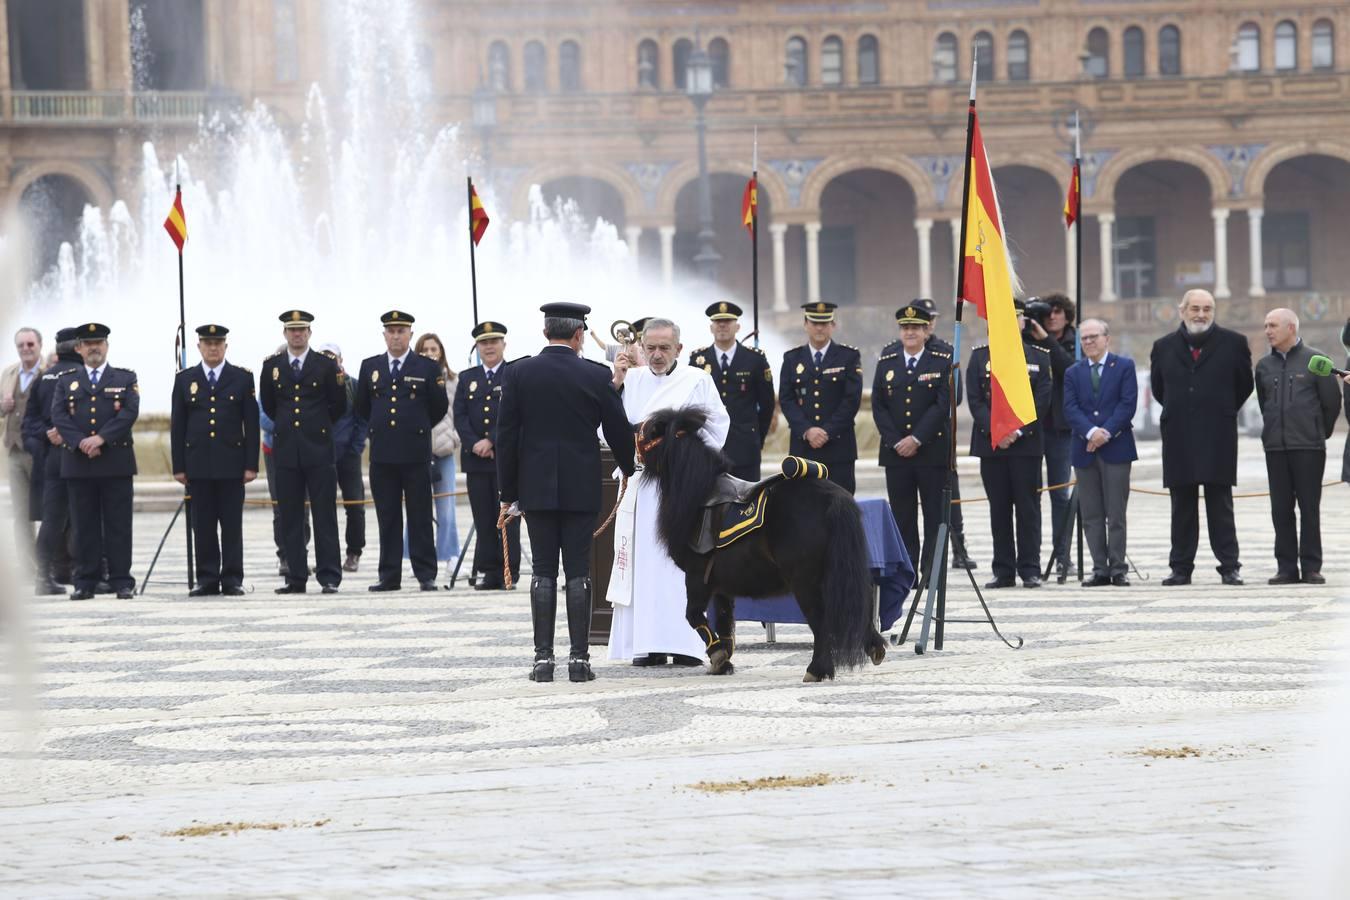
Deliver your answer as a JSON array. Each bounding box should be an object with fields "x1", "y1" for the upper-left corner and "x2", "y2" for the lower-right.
[
  {"x1": 469, "y1": 184, "x2": 490, "y2": 245},
  {"x1": 1064, "y1": 162, "x2": 1080, "y2": 228},
  {"x1": 961, "y1": 107, "x2": 1036, "y2": 448},
  {"x1": 741, "y1": 176, "x2": 757, "y2": 237},
  {"x1": 163, "y1": 187, "x2": 187, "y2": 252}
]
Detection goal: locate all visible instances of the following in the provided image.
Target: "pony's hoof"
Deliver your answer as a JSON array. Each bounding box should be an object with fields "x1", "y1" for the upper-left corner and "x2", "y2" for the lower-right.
[
  {"x1": 708, "y1": 646, "x2": 731, "y2": 672},
  {"x1": 869, "y1": 644, "x2": 886, "y2": 666},
  {"x1": 710, "y1": 662, "x2": 735, "y2": 676},
  {"x1": 802, "y1": 671, "x2": 822, "y2": 683}
]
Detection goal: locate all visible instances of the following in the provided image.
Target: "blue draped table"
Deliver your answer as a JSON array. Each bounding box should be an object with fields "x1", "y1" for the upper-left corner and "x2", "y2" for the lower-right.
[{"x1": 730, "y1": 498, "x2": 914, "y2": 631}]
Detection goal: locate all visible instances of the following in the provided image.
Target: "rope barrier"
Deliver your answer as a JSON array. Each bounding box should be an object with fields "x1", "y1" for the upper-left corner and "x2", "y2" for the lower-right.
[
  {"x1": 494, "y1": 474, "x2": 631, "y2": 590},
  {"x1": 951, "y1": 478, "x2": 1343, "y2": 505},
  {"x1": 241, "y1": 488, "x2": 469, "y2": 507}
]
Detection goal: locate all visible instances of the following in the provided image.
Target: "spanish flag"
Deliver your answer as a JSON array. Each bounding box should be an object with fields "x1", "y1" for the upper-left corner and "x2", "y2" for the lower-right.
[
  {"x1": 741, "y1": 176, "x2": 757, "y2": 237},
  {"x1": 961, "y1": 106, "x2": 1036, "y2": 448},
  {"x1": 1064, "y1": 162, "x2": 1080, "y2": 228},
  {"x1": 469, "y1": 183, "x2": 490, "y2": 245},
  {"x1": 163, "y1": 187, "x2": 187, "y2": 252}
]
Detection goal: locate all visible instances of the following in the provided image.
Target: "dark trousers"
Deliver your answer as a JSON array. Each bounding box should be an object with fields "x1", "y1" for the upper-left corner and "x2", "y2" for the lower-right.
[
  {"x1": 467, "y1": 471, "x2": 520, "y2": 577},
  {"x1": 1043, "y1": 430, "x2": 1073, "y2": 566},
  {"x1": 265, "y1": 457, "x2": 308, "y2": 561},
  {"x1": 981, "y1": 455, "x2": 1042, "y2": 581},
  {"x1": 1169, "y1": 483, "x2": 1240, "y2": 576},
  {"x1": 370, "y1": 460, "x2": 436, "y2": 584},
  {"x1": 885, "y1": 464, "x2": 944, "y2": 578},
  {"x1": 335, "y1": 453, "x2": 366, "y2": 557},
  {"x1": 36, "y1": 463, "x2": 73, "y2": 578},
  {"x1": 818, "y1": 459, "x2": 855, "y2": 495},
  {"x1": 68, "y1": 476, "x2": 134, "y2": 592},
  {"x1": 1265, "y1": 449, "x2": 1325, "y2": 576},
  {"x1": 276, "y1": 463, "x2": 341, "y2": 587},
  {"x1": 524, "y1": 510, "x2": 593, "y2": 579},
  {"x1": 188, "y1": 477, "x2": 245, "y2": 589}
]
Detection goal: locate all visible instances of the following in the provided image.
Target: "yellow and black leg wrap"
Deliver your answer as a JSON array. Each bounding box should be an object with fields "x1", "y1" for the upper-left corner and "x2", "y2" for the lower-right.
[{"x1": 697, "y1": 624, "x2": 715, "y2": 650}]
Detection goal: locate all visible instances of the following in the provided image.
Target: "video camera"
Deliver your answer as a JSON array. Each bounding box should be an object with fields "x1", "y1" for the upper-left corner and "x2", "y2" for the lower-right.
[{"x1": 1022, "y1": 297, "x2": 1053, "y2": 329}]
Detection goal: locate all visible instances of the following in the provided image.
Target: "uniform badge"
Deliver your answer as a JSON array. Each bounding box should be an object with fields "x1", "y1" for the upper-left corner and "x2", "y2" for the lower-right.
[
  {"x1": 190, "y1": 382, "x2": 199, "y2": 396},
  {"x1": 795, "y1": 363, "x2": 804, "y2": 374},
  {"x1": 336, "y1": 372, "x2": 345, "y2": 385},
  {"x1": 372, "y1": 369, "x2": 379, "y2": 383},
  {"x1": 886, "y1": 369, "x2": 894, "y2": 382},
  {"x1": 704, "y1": 365, "x2": 712, "y2": 374},
  {"x1": 469, "y1": 380, "x2": 478, "y2": 393},
  {"x1": 695, "y1": 355, "x2": 705, "y2": 365},
  {"x1": 69, "y1": 380, "x2": 79, "y2": 391},
  {"x1": 113, "y1": 400, "x2": 121, "y2": 412},
  {"x1": 272, "y1": 367, "x2": 280, "y2": 381},
  {"x1": 764, "y1": 369, "x2": 772, "y2": 382}
]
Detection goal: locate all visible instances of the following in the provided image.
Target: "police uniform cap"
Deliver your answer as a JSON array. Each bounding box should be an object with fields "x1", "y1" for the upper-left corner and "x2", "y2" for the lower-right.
[
  {"x1": 895, "y1": 305, "x2": 934, "y2": 325},
  {"x1": 706, "y1": 301, "x2": 743, "y2": 321},
  {"x1": 196, "y1": 324, "x2": 229, "y2": 338},
  {"x1": 381, "y1": 310, "x2": 415, "y2": 326},
  {"x1": 540, "y1": 302, "x2": 591, "y2": 320},
  {"x1": 913, "y1": 298, "x2": 939, "y2": 317},
  {"x1": 279, "y1": 309, "x2": 315, "y2": 328},
  {"x1": 76, "y1": 323, "x2": 111, "y2": 340},
  {"x1": 55, "y1": 326, "x2": 81, "y2": 343},
  {"x1": 801, "y1": 301, "x2": 837, "y2": 323},
  {"x1": 472, "y1": 321, "x2": 508, "y2": 341}
]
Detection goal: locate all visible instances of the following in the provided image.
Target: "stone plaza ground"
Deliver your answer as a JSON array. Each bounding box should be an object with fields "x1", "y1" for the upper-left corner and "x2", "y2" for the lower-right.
[{"x1": 1, "y1": 437, "x2": 1348, "y2": 898}]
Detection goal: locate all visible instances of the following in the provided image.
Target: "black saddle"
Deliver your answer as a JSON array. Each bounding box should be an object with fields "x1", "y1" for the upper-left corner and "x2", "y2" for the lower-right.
[{"x1": 690, "y1": 457, "x2": 829, "y2": 554}]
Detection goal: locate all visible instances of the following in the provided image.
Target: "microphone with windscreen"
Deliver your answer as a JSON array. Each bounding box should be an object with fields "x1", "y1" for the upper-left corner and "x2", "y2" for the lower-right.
[{"x1": 1307, "y1": 355, "x2": 1349, "y2": 378}]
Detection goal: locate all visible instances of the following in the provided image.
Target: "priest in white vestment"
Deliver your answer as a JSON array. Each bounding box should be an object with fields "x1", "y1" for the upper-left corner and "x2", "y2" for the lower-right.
[{"x1": 606, "y1": 317, "x2": 730, "y2": 665}]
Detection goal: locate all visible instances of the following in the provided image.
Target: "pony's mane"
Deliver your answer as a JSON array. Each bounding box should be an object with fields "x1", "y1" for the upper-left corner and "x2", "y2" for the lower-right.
[{"x1": 642, "y1": 406, "x2": 726, "y2": 558}]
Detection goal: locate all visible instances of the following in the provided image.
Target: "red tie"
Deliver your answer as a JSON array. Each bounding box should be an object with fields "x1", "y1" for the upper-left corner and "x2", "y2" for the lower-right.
[{"x1": 1191, "y1": 348, "x2": 1201, "y2": 362}]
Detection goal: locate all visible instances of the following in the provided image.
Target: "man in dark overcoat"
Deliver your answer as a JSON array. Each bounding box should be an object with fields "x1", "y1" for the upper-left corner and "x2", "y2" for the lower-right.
[{"x1": 1149, "y1": 289, "x2": 1254, "y2": 586}]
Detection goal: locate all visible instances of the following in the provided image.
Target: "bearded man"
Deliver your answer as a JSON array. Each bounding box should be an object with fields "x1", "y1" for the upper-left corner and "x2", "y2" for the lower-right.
[
  {"x1": 607, "y1": 317, "x2": 729, "y2": 668},
  {"x1": 1149, "y1": 289, "x2": 1254, "y2": 586}
]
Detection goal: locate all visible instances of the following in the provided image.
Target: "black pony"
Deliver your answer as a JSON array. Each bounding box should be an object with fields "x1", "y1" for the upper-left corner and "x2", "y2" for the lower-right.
[{"x1": 637, "y1": 407, "x2": 886, "y2": 681}]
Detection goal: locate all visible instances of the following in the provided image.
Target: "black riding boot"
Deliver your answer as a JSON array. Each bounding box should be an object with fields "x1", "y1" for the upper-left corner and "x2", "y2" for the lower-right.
[
  {"x1": 529, "y1": 576, "x2": 557, "y2": 682},
  {"x1": 565, "y1": 576, "x2": 595, "y2": 683}
]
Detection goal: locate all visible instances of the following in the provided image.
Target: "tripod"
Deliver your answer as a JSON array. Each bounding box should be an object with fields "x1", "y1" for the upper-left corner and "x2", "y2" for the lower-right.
[{"x1": 1041, "y1": 482, "x2": 1085, "y2": 584}]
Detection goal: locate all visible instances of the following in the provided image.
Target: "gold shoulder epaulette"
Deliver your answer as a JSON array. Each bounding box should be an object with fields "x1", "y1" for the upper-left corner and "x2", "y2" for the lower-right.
[
  {"x1": 1028, "y1": 343, "x2": 1051, "y2": 354},
  {"x1": 930, "y1": 351, "x2": 952, "y2": 359},
  {"x1": 320, "y1": 349, "x2": 337, "y2": 360},
  {"x1": 878, "y1": 352, "x2": 898, "y2": 362}
]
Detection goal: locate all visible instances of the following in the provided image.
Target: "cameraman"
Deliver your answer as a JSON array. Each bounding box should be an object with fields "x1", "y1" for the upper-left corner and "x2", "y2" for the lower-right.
[{"x1": 1023, "y1": 294, "x2": 1077, "y2": 577}]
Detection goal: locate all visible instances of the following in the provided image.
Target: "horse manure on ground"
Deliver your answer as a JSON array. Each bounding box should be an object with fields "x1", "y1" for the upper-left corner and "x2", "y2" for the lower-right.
[{"x1": 687, "y1": 773, "x2": 851, "y2": 793}]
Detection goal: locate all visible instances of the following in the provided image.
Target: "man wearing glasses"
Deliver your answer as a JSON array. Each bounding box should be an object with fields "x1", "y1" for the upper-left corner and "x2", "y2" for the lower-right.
[{"x1": 2, "y1": 327, "x2": 44, "y2": 567}]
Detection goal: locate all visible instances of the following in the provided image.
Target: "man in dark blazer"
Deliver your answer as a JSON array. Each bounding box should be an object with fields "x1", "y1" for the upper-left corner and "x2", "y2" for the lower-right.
[
  {"x1": 454, "y1": 320, "x2": 520, "y2": 590},
  {"x1": 51, "y1": 323, "x2": 140, "y2": 600},
  {"x1": 688, "y1": 301, "x2": 775, "y2": 481},
  {"x1": 170, "y1": 324, "x2": 260, "y2": 597},
  {"x1": 496, "y1": 302, "x2": 636, "y2": 684},
  {"x1": 23, "y1": 326, "x2": 81, "y2": 594},
  {"x1": 259, "y1": 310, "x2": 348, "y2": 594},
  {"x1": 1063, "y1": 319, "x2": 1138, "y2": 587},
  {"x1": 1149, "y1": 290, "x2": 1254, "y2": 586},
  {"x1": 355, "y1": 311, "x2": 449, "y2": 592},
  {"x1": 778, "y1": 302, "x2": 863, "y2": 494},
  {"x1": 872, "y1": 304, "x2": 952, "y2": 583},
  {"x1": 967, "y1": 302, "x2": 1053, "y2": 589}
]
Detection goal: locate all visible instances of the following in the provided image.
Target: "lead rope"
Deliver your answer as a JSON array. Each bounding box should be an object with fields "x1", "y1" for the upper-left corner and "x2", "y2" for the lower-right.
[{"x1": 496, "y1": 475, "x2": 630, "y2": 591}]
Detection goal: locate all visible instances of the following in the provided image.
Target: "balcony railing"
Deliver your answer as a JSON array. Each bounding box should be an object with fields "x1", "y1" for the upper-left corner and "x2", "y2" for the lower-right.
[{"x1": 3, "y1": 91, "x2": 211, "y2": 124}]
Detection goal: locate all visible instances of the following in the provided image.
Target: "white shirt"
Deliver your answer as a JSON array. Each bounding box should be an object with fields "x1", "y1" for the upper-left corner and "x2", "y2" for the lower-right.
[
  {"x1": 903, "y1": 349, "x2": 924, "y2": 370},
  {"x1": 200, "y1": 361, "x2": 224, "y2": 382},
  {"x1": 483, "y1": 363, "x2": 501, "y2": 380},
  {"x1": 808, "y1": 341, "x2": 832, "y2": 363},
  {"x1": 387, "y1": 350, "x2": 411, "y2": 373},
  {"x1": 713, "y1": 342, "x2": 738, "y2": 369},
  {"x1": 287, "y1": 349, "x2": 310, "y2": 370},
  {"x1": 18, "y1": 364, "x2": 38, "y2": 393},
  {"x1": 85, "y1": 365, "x2": 105, "y2": 384}
]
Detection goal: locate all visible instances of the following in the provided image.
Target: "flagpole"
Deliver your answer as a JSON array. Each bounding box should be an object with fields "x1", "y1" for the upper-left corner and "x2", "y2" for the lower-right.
[
  {"x1": 173, "y1": 164, "x2": 195, "y2": 591},
  {"x1": 1073, "y1": 111, "x2": 1083, "y2": 363},
  {"x1": 751, "y1": 127, "x2": 760, "y2": 348},
  {"x1": 467, "y1": 176, "x2": 481, "y2": 329}
]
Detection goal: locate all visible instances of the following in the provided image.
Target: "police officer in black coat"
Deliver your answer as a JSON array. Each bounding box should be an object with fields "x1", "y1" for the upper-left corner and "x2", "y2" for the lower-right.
[
  {"x1": 259, "y1": 310, "x2": 348, "y2": 594},
  {"x1": 496, "y1": 302, "x2": 636, "y2": 684},
  {"x1": 353, "y1": 310, "x2": 449, "y2": 592},
  {"x1": 688, "y1": 301, "x2": 775, "y2": 482},
  {"x1": 454, "y1": 320, "x2": 520, "y2": 590},
  {"x1": 170, "y1": 325, "x2": 261, "y2": 597},
  {"x1": 967, "y1": 300, "x2": 1054, "y2": 589},
  {"x1": 873, "y1": 304, "x2": 952, "y2": 581},
  {"x1": 51, "y1": 323, "x2": 140, "y2": 600},
  {"x1": 778, "y1": 302, "x2": 863, "y2": 494},
  {"x1": 22, "y1": 326, "x2": 81, "y2": 594}
]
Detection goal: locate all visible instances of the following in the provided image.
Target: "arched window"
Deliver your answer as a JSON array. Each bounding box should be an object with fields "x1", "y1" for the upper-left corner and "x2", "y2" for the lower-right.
[
  {"x1": 1007, "y1": 30, "x2": 1030, "y2": 81},
  {"x1": 933, "y1": 32, "x2": 958, "y2": 83},
  {"x1": 524, "y1": 40, "x2": 547, "y2": 92},
  {"x1": 709, "y1": 37, "x2": 730, "y2": 88},
  {"x1": 857, "y1": 34, "x2": 879, "y2": 85},
  {"x1": 1274, "y1": 21, "x2": 1297, "y2": 71},
  {"x1": 1158, "y1": 25, "x2": 1181, "y2": 76},
  {"x1": 673, "y1": 38, "x2": 692, "y2": 90},
  {"x1": 1086, "y1": 27, "x2": 1109, "y2": 78},
  {"x1": 1312, "y1": 19, "x2": 1335, "y2": 71},
  {"x1": 1123, "y1": 26, "x2": 1145, "y2": 78},
  {"x1": 637, "y1": 39, "x2": 658, "y2": 89},
  {"x1": 273, "y1": 0, "x2": 299, "y2": 84},
  {"x1": 785, "y1": 36, "x2": 807, "y2": 86},
  {"x1": 559, "y1": 40, "x2": 581, "y2": 91},
  {"x1": 488, "y1": 40, "x2": 511, "y2": 92},
  {"x1": 821, "y1": 35, "x2": 843, "y2": 85},
  {"x1": 1237, "y1": 23, "x2": 1261, "y2": 72},
  {"x1": 973, "y1": 31, "x2": 994, "y2": 82}
]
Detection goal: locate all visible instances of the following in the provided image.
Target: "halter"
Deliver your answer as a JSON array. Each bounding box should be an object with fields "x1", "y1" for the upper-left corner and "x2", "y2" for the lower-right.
[{"x1": 635, "y1": 423, "x2": 685, "y2": 465}]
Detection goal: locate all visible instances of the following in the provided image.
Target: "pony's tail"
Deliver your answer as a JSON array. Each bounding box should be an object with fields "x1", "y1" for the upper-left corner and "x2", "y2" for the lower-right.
[{"x1": 822, "y1": 491, "x2": 872, "y2": 669}]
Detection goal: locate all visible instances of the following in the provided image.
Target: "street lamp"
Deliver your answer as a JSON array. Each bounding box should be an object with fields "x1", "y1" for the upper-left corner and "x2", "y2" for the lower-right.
[
  {"x1": 686, "y1": 37, "x2": 721, "y2": 282},
  {"x1": 472, "y1": 84, "x2": 498, "y2": 169}
]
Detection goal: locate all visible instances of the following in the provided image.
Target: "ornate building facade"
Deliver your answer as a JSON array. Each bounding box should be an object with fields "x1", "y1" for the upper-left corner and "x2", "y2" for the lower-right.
[{"x1": 3, "y1": 0, "x2": 1349, "y2": 356}]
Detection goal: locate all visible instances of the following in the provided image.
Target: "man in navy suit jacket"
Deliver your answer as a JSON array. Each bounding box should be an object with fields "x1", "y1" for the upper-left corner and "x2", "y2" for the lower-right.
[{"x1": 1063, "y1": 319, "x2": 1138, "y2": 586}]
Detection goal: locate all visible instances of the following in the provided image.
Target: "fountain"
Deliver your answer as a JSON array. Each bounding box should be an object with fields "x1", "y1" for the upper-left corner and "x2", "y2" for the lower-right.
[{"x1": 5, "y1": 0, "x2": 772, "y2": 413}]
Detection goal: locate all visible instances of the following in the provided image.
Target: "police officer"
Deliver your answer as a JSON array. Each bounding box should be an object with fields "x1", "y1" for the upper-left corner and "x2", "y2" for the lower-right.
[
  {"x1": 496, "y1": 302, "x2": 636, "y2": 683},
  {"x1": 910, "y1": 297, "x2": 977, "y2": 570},
  {"x1": 354, "y1": 310, "x2": 449, "y2": 592},
  {"x1": 259, "y1": 310, "x2": 347, "y2": 594},
  {"x1": 454, "y1": 320, "x2": 520, "y2": 590},
  {"x1": 967, "y1": 300, "x2": 1053, "y2": 589},
  {"x1": 778, "y1": 301, "x2": 863, "y2": 494},
  {"x1": 51, "y1": 323, "x2": 139, "y2": 600},
  {"x1": 170, "y1": 325, "x2": 260, "y2": 597},
  {"x1": 873, "y1": 305, "x2": 952, "y2": 581},
  {"x1": 688, "y1": 301, "x2": 775, "y2": 481},
  {"x1": 22, "y1": 326, "x2": 81, "y2": 594}
]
